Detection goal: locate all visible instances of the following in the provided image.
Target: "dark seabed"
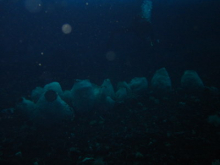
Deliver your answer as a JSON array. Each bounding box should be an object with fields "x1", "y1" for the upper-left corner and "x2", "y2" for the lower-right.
[{"x1": 0, "y1": 0, "x2": 220, "y2": 164}]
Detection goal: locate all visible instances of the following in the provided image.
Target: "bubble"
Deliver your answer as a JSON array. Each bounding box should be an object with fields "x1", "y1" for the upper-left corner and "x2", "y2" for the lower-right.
[
  {"x1": 105, "y1": 51, "x2": 116, "y2": 61},
  {"x1": 24, "y1": 0, "x2": 42, "y2": 13},
  {"x1": 62, "y1": 24, "x2": 72, "y2": 34}
]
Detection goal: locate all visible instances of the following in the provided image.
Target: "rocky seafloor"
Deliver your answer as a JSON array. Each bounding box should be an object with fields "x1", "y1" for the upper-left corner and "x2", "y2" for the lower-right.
[{"x1": 1, "y1": 89, "x2": 220, "y2": 165}]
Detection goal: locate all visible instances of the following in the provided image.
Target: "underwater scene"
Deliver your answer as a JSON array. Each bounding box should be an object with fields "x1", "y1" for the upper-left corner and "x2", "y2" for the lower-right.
[{"x1": 0, "y1": 0, "x2": 220, "y2": 164}]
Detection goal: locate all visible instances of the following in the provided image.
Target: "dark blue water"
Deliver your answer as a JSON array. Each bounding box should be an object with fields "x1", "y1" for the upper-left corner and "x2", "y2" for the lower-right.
[{"x1": 0, "y1": 0, "x2": 220, "y2": 164}]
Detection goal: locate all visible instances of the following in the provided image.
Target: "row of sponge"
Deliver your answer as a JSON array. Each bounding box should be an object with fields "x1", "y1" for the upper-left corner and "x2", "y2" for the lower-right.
[{"x1": 16, "y1": 68, "x2": 209, "y2": 125}]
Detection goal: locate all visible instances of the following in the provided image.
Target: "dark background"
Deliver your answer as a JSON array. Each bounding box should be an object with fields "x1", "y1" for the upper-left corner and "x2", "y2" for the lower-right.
[{"x1": 0, "y1": 0, "x2": 220, "y2": 109}]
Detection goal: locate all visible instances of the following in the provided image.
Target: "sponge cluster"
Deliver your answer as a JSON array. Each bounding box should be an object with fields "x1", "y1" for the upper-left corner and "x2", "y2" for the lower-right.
[{"x1": 16, "y1": 68, "x2": 207, "y2": 124}]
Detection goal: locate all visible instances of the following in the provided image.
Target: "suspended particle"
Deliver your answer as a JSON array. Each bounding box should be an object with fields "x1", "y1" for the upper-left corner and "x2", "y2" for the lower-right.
[
  {"x1": 62, "y1": 24, "x2": 72, "y2": 34},
  {"x1": 24, "y1": 0, "x2": 42, "y2": 13},
  {"x1": 105, "y1": 51, "x2": 116, "y2": 61}
]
